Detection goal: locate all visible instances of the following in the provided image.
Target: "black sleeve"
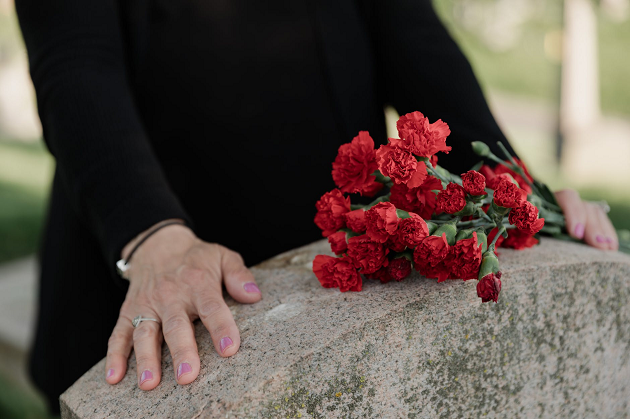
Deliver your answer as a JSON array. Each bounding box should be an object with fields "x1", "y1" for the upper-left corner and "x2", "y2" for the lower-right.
[
  {"x1": 16, "y1": 0, "x2": 191, "y2": 277},
  {"x1": 362, "y1": 0, "x2": 518, "y2": 171}
]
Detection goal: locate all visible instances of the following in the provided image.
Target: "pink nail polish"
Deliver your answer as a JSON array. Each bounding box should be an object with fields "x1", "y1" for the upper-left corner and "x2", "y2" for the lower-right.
[
  {"x1": 140, "y1": 370, "x2": 153, "y2": 385},
  {"x1": 606, "y1": 237, "x2": 614, "y2": 243},
  {"x1": 574, "y1": 223, "x2": 585, "y2": 239},
  {"x1": 177, "y1": 363, "x2": 192, "y2": 379},
  {"x1": 220, "y1": 337, "x2": 233, "y2": 353},
  {"x1": 596, "y1": 235, "x2": 606, "y2": 243},
  {"x1": 244, "y1": 282, "x2": 260, "y2": 293},
  {"x1": 107, "y1": 368, "x2": 114, "y2": 379}
]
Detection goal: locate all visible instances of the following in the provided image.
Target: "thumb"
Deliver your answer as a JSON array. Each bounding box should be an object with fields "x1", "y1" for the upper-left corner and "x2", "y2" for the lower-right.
[{"x1": 220, "y1": 246, "x2": 262, "y2": 304}]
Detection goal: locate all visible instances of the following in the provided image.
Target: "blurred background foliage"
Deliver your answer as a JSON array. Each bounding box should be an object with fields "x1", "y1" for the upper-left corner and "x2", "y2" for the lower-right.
[{"x1": 0, "y1": 0, "x2": 629, "y2": 417}]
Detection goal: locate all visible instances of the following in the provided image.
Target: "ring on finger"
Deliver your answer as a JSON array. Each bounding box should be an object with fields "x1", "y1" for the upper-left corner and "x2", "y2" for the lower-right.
[
  {"x1": 132, "y1": 315, "x2": 160, "y2": 328},
  {"x1": 589, "y1": 200, "x2": 610, "y2": 214}
]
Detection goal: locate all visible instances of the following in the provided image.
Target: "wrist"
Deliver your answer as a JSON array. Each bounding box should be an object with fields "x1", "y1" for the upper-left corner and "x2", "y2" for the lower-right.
[{"x1": 121, "y1": 219, "x2": 193, "y2": 261}]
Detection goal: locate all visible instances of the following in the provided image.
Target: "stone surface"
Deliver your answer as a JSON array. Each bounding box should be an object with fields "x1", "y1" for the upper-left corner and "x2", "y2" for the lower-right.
[{"x1": 61, "y1": 239, "x2": 630, "y2": 418}]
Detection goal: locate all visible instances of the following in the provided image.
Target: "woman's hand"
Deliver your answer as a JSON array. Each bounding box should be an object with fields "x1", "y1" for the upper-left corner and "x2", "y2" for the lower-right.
[
  {"x1": 104, "y1": 221, "x2": 262, "y2": 389},
  {"x1": 555, "y1": 189, "x2": 619, "y2": 251}
]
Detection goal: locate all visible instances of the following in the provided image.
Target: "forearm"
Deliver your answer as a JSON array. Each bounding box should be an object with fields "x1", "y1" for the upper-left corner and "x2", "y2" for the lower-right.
[{"x1": 17, "y1": 0, "x2": 191, "y2": 277}]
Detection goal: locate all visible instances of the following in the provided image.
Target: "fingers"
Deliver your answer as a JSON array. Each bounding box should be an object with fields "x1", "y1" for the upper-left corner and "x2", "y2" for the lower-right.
[
  {"x1": 594, "y1": 205, "x2": 619, "y2": 251},
  {"x1": 220, "y1": 247, "x2": 262, "y2": 304},
  {"x1": 160, "y1": 309, "x2": 200, "y2": 385},
  {"x1": 584, "y1": 203, "x2": 610, "y2": 251},
  {"x1": 105, "y1": 315, "x2": 134, "y2": 384},
  {"x1": 555, "y1": 189, "x2": 587, "y2": 240},
  {"x1": 132, "y1": 313, "x2": 163, "y2": 390},
  {"x1": 193, "y1": 288, "x2": 240, "y2": 357}
]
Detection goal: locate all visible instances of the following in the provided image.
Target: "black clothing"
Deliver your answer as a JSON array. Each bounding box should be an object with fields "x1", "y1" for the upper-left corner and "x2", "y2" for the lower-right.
[{"x1": 16, "y1": 0, "x2": 515, "y2": 412}]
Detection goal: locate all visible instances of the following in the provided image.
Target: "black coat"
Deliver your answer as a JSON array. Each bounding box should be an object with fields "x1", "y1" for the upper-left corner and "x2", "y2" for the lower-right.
[{"x1": 16, "y1": 0, "x2": 514, "y2": 411}]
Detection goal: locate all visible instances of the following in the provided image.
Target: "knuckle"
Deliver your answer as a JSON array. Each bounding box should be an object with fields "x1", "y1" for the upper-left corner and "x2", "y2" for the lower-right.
[
  {"x1": 210, "y1": 322, "x2": 231, "y2": 338},
  {"x1": 228, "y1": 249, "x2": 245, "y2": 266},
  {"x1": 197, "y1": 298, "x2": 225, "y2": 321},
  {"x1": 170, "y1": 347, "x2": 195, "y2": 363},
  {"x1": 133, "y1": 324, "x2": 158, "y2": 341},
  {"x1": 558, "y1": 188, "x2": 578, "y2": 199},
  {"x1": 162, "y1": 315, "x2": 190, "y2": 336},
  {"x1": 108, "y1": 331, "x2": 127, "y2": 348},
  {"x1": 135, "y1": 354, "x2": 155, "y2": 366}
]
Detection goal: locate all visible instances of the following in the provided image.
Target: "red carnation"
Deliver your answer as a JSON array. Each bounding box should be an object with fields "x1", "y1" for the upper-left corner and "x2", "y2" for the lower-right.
[
  {"x1": 328, "y1": 231, "x2": 348, "y2": 255},
  {"x1": 386, "y1": 233, "x2": 407, "y2": 252},
  {"x1": 365, "y1": 202, "x2": 399, "y2": 243},
  {"x1": 437, "y1": 183, "x2": 467, "y2": 214},
  {"x1": 446, "y1": 233, "x2": 483, "y2": 281},
  {"x1": 461, "y1": 170, "x2": 487, "y2": 196},
  {"x1": 344, "y1": 209, "x2": 366, "y2": 233},
  {"x1": 313, "y1": 255, "x2": 362, "y2": 292},
  {"x1": 413, "y1": 234, "x2": 452, "y2": 282},
  {"x1": 314, "y1": 189, "x2": 351, "y2": 237},
  {"x1": 390, "y1": 176, "x2": 443, "y2": 219},
  {"x1": 481, "y1": 159, "x2": 533, "y2": 194},
  {"x1": 388, "y1": 257, "x2": 412, "y2": 282},
  {"x1": 346, "y1": 235, "x2": 390, "y2": 274},
  {"x1": 502, "y1": 228, "x2": 538, "y2": 250},
  {"x1": 397, "y1": 213, "x2": 429, "y2": 249},
  {"x1": 509, "y1": 202, "x2": 545, "y2": 234},
  {"x1": 366, "y1": 266, "x2": 392, "y2": 284},
  {"x1": 332, "y1": 131, "x2": 383, "y2": 196},
  {"x1": 396, "y1": 111, "x2": 452, "y2": 158},
  {"x1": 376, "y1": 141, "x2": 427, "y2": 188},
  {"x1": 477, "y1": 272, "x2": 502, "y2": 303},
  {"x1": 494, "y1": 158, "x2": 533, "y2": 194},
  {"x1": 493, "y1": 178, "x2": 527, "y2": 209}
]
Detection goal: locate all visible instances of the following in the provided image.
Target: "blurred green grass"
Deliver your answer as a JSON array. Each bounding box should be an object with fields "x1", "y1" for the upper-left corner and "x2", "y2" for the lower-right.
[
  {"x1": 0, "y1": 365, "x2": 49, "y2": 419},
  {"x1": 0, "y1": 140, "x2": 53, "y2": 263}
]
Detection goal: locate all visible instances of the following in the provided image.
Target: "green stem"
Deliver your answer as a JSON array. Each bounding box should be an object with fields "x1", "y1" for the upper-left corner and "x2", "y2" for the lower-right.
[
  {"x1": 425, "y1": 161, "x2": 451, "y2": 184},
  {"x1": 490, "y1": 225, "x2": 506, "y2": 247},
  {"x1": 496, "y1": 141, "x2": 518, "y2": 168}
]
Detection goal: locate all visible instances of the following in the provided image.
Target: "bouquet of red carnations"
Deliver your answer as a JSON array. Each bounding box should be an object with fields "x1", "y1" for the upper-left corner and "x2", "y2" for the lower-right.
[{"x1": 312, "y1": 111, "x2": 570, "y2": 303}]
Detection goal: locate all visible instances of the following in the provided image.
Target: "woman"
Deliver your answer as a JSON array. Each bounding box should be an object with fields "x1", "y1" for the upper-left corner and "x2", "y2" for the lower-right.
[{"x1": 16, "y1": 0, "x2": 618, "y2": 413}]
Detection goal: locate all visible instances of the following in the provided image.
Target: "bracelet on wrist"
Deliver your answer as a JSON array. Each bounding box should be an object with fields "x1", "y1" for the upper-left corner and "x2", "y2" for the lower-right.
[{"x1": 115, "y1": 220, "x2": 187, "y2": 279}]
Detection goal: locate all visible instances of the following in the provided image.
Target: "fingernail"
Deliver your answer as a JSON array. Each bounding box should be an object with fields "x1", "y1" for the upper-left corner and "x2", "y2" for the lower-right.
[
  {"x1": 220, "y1": 337, "x2": 233, "y2": 353},
  {"x1": 606, "y1": 237, "x2": 615, "y2": 244},
  {"x1": 140, "y1": 370, "x2": 153, "y2": 385},
  {"x1": 596, "y1": 235, "x2": 606, "y2": 243},
  {"x1": 177, "y1": 362, "x2": 192, "y2": 380},
  {"x1": 243, "y1": 282, "x2": 260, "y2": 293},
  {"x1": 574, "y1": 223, "x2": 585, "y2": 239},
  {"x1": 107, "y1": 368, "x2": 114, "y2": 379}
]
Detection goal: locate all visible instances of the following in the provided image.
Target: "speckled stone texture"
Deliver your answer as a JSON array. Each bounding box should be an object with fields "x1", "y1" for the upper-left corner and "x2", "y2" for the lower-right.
[{"x1": 60, "y1": 239, "x2": 630, "y2": 418}]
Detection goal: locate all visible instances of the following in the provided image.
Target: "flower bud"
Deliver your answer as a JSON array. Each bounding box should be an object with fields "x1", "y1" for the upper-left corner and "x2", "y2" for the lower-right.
[
  {"x1": 477, "y1": 271, "x2": 502, "y2": 303},
  {"x1": 432, "y1": 221, "x2": 457, "y2": 245},
  {"x1": 454, "y1": 201, "x2": 476, "y2": 217},
  {"x1": 387, "y1": 257, "x2": 412, "y2": 281},
  {"x1": 426, "y1": 221, "x2": 439, "y2": 235},
  {"x1": 476, "y1": 230, "x2": 488, "y2": 253},
  {"x1": 476, "y1": 246, "x2": 502, "y2": 303},
  {"x1": 455, "y1": 228, "x2": 475, "y2": 241},
  {"x1": 478, "y1": 246, "x2": 500, "y2": 281},
  {"x1": 471, "y1": 141, "x2": 490, "y2": 157}
]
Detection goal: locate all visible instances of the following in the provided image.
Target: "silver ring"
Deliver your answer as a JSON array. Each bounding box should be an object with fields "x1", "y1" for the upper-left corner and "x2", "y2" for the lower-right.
[
  {"x1": 590, "y1": 200, "x2": 611, "y2": 214},
  {"x1": 132, "y1": 315, "x2": 159, "y2": 328}
]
